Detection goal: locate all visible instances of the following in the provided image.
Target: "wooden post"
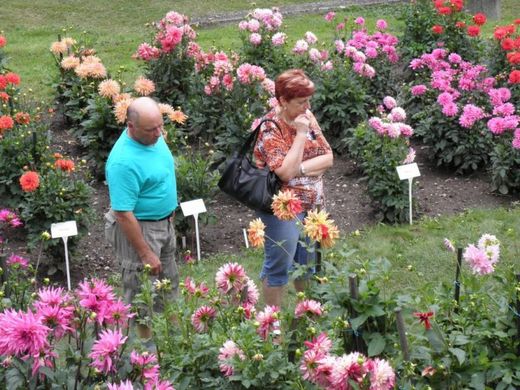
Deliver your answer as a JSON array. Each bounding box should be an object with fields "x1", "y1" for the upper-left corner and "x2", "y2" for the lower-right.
[
  {"x1": 315, "y1": 204, "x2": 322, "y2": 274},
  {"x1": 454, "y1": 248, "x2": 463, "y2": 311},
  {"x1": 349, "y1": 275, "x2": 359, "y2": 300},
  {"x1": 515, "y1": 274, "x2": 520, "y2": 355},
  {"x1": 348, "y1": 275, "x2": 366, "y2": 353},
  {"x1": 465, "y1": 0, "x2": 501, "y2": 20},
  {"x1": 395, "y1": 309, "x2": 410, "y2": 361}
]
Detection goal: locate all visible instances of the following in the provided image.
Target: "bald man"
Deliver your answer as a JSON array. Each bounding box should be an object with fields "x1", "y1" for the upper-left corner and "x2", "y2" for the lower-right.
[{"x1": 105, "y1": 97, "x2": 179, "y2": 306}]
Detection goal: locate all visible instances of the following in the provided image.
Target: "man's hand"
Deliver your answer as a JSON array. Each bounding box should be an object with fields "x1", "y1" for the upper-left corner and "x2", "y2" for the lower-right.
[{"x1": 141, "y1": 252, "x2": 162, "y2": 275}]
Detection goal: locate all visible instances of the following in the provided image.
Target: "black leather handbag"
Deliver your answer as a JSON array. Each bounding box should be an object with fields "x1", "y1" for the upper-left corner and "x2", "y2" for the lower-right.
[{"x1": 218, "y1": 119, "x2": 282, "y2": 213}]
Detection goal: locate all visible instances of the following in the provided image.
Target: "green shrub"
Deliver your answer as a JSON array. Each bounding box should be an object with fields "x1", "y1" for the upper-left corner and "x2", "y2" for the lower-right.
[
  {"x1": 345, "y1": 97, "x2": 416, "y2": 223},
  {"x1": 173, "y1": 148, "x2": 220, "y2": 238},
  {"x1": 135, "y1": 11, "x2": 198, "y2": 106},
  {"x1": 19, "y1": 165, "x2": 94, "y2": 271}
]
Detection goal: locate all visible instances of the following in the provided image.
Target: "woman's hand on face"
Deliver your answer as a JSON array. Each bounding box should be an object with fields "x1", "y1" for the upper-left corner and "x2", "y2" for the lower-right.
[{"x1": 293, "y1": 113, "x2": 310, "y2": 135}]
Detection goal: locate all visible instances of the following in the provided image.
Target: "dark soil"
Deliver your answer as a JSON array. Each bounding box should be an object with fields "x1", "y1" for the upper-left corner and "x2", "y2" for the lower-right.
[{"x1": 5, "y1": 122, "x2": 512, "y2": 287}]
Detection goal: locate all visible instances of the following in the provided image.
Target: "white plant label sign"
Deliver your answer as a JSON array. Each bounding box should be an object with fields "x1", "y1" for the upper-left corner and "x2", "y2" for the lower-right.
[
  {"x1": 50, "y1": 220, "x2": 78, "y2": 291},
  {"x1": 180, "y1": 198, "x2": 207, "y2": 217},
  {"x1": 396, "y1": 163, "x2": 420, "y2": 180},
  {"x1": 180, "y1": 199, "x2": 207, "y2": 261},
  {"x1": 50, "y1": 220, "x2": 78, "y2": 239},
  {"x1": 396, "y1": 163, "x2": 421, "y2": 225}
]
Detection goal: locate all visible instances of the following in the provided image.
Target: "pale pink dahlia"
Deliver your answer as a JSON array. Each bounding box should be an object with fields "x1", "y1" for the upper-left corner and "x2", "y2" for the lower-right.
[
  {"x1": 256, "y1": 305, "x2": 280, "y2": 340},
  {"x1": 366, "y1": 358, "x2": 396, "y2": 390},
  {"x1": 218, "y1": 340, "x2": 245, "y2": 376},
  {"x1": 295, "y1": 299, "x2": 323, "y2": 318},
  {"x1": 215, "y1": 262, "x2": 247, "y2": 294}
]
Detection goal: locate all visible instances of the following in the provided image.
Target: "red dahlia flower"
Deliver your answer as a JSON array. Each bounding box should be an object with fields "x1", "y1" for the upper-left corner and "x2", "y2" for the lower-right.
[
  {"x1": 0, "y1": 35, "x2": 6, "y2": 48},
  {"x1": 432, "y1": 25, "x2": 444, "y2": 34},
  {"x1": 455, "y1": 21, "x2": 466, "y2": 29},
  {"x1": 0, "y1": 75, "x2": 7, "y2": 90},
  {"x1": 437, "y1": 6, "x2": 452, "y2": 15},
  {"x1": 467, "y1": 25, "x2": 480, "y2": 37},
  {"x1": 413, "y1": 311, "x2": 434, "y2": 330},
  {"x1": 472, "y1": 13, "x2": 487, "y2": 26},
  {"x1": 5, "y1": 72, "x2": 20, "y2": 86},
  {"x1": 0, "y1": 115, "x2": 14, "y2": 132},
  {"x1": 509, "y1": 70, "x2": 520, "y2": 84},
  {"x1": 501, "y1": 38, "x2": 515, "y2": 51},
  {"x1": 507, "y1": 51, "x2": 520, "y2": 65},
  {"x1": 450, "y1": 0, "x2": 463, "y2": 11}
]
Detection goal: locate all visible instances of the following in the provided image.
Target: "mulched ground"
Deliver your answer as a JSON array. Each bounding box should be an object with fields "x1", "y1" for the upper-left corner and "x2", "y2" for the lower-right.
[{"x1": 1, "y1": 106, "x2": 515, "y2": 286}]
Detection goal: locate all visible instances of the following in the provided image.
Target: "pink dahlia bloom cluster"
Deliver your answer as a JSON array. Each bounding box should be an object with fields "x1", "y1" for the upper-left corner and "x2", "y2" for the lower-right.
[
  {"x1": 334, "y1": 21, "x2": 398, "y2": 78},
  {"x1": 295, "y1": 299, "x2": 323, "y2": 318},
  {"x1": 89, "y1": 328, "x2": 127, "y2": 374},
  {"x1": 255, "y1": 305, "x2": 280, "y2": 340},
  {"x1": 218, "y1": 340, "x2": 246, "y2": 376},
  {"x1": 368, "y1": 96, "x2": 414, "y2": 139},
  {"x1": 0, "y1": 208, "x2": 22, "y2": 228},
  {"x1": 291, "y1": 32, "x2": 332, "y2": 71},
  {"x1": 238, "y1": 8, "x2": 284, "y2": 48},
  {"x1": 183, "y1": 276, "x2": 209, "y2": 297},
  {"x1": 301, "y1": 332, "x2": 395, "y2": 390},
  {"x1": 198, "y1": 51, "x2": 235, "y2": 95},
  {"x1": 135, "y1": 10, "x2": 195, "y2": 60},
  {"x1": 33, "y1": 286, "x2": 75, "y2": 340},
  {"x1": 215, "y1": 262, "x2": 259, "y2": 307},
  {"x1": 409, "y1": 50, "x2": 520, "y2": 148},
  {"x1": 77, "y1": 278, "x2": 134, "y2": 327},
  {"x1": 236, "y1": 63, "x2": 266, "y2": 85},
  {"x1": 486, "y1": 88, "x2": 520, "y2": 147},
  {"x1": 463, "y1": 233, "x2": 500, "y2": 275}
]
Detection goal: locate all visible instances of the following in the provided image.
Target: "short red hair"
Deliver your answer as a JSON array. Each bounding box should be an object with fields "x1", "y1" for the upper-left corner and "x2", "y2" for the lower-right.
[{"x1": 275, "y1": 69, "x2": 315, "y2": 102}]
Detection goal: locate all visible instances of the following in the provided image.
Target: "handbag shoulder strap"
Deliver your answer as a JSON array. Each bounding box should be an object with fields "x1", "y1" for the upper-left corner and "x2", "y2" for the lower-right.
[{"x1": 239, "y1": 118, "x2": 282, "y2": 157}]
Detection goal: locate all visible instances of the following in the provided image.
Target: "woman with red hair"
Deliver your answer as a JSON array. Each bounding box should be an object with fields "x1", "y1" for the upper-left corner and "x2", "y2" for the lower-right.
[{"x1": 254, "y1": 69, "x2": 333, "y2": 308}]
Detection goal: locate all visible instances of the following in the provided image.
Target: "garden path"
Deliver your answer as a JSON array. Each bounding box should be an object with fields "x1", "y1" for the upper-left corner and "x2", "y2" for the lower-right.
[
  {"x1": 62, "y1": 139, "x2": 514, "y2": 285},
  {"x1": 192, "y1": 0, "x2": 403, "y2": 27}
]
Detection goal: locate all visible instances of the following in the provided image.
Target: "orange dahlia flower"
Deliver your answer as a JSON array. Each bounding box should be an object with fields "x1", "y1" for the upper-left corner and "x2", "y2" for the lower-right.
[
  {"x1": 303, "y1": 210, "x2": 339, "y2": 248},
  {"x1": 14, "y1": 112, "x2": 30, "y2": 125},
  {"x1": 55, "y1": 159, "x2": 75, "y2": 172},
  {"x1": 20, "y1": 171, "x2": 40, "y2": 192},
  {"x1": 247, "y1": 218, "x2": 265, "y2": 248},
  {"x1": 272, "y1": 190, "x2": 303, "y2": 220}
]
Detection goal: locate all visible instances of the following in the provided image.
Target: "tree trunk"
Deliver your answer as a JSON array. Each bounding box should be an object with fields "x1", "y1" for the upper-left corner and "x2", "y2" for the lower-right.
[{"x1": 465, "y1": 0, "x2": 501, "y2": 20}]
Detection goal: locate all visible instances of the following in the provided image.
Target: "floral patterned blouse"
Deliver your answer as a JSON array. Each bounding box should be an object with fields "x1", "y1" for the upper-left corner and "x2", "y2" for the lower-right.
[{"x1": 253, "y1": 109, "x2": 332, "y2": 210}]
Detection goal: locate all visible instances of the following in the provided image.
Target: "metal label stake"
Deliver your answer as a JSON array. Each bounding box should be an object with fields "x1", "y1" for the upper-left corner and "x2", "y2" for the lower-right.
[
  {"x1": 396, "y1": 163, "x2": 421, "y2": 225},
  {"x1": 180, "y1": 199, "x2": 207, "y2": 261},
  {"x1": 50, "y1": 220, "x2": 78, "y2": 290}
]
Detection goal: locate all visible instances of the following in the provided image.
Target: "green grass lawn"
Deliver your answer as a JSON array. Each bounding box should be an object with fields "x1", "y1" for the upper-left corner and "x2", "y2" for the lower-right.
[
  {"x1": 1, "y1": 0, "x2": 518, "y2": 101},
  {"x1": 180, "y1": 205, "x2": 520, "y2": 307}
]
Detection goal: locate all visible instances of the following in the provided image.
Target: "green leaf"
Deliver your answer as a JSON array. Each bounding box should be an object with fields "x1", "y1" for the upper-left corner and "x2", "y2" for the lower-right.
[
  {"x1": 367, "y1": 333, "x2": 386, "y2": 357},
  {"x1": 448, "y1": 347, "x2": 466, "y2": 365},
  {"x1": 350, "y1": 314, "x2": 369, "y2": 330},
  {"x1": 470, "y1": 372, "x2": 486, "y2": 390}
]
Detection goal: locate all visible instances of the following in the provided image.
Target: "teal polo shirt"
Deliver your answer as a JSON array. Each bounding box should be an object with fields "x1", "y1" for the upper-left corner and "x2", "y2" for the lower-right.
[{"x1": 106, "y1": 129, "x2": 177, "y2": 220}]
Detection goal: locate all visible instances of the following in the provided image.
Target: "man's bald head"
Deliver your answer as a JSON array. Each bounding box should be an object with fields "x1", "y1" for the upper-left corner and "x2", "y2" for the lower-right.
[
  {"x1": 127, "y1": 97, "x2": 161, "y2": 125},
  {"x1": 126, "y1": 97, "x2": 164, "y2": 146}
]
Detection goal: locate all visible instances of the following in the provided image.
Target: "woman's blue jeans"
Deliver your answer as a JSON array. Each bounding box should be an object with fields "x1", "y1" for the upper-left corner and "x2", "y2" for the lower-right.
[{"x1": 257, "y1": 211, "x2": 315, "y2": 287}]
